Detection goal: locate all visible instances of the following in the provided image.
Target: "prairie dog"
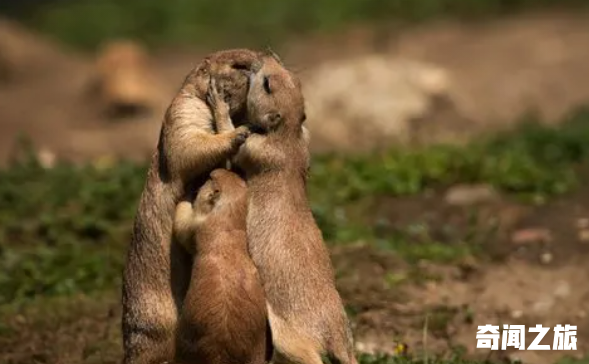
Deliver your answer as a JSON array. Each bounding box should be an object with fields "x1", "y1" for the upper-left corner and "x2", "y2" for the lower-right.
[
  {"x1": 91, "y1": 40, "x2": 160, "y2": 117},
  {"x1": 173, "y1": 168, "x2": 270, "y2": 364},
  {"x1": 121, "y1": 49, "x2": 261, "y2": 364},
  {"x1": 229, "y1": 53, "x2": 358, "y2": 364}
]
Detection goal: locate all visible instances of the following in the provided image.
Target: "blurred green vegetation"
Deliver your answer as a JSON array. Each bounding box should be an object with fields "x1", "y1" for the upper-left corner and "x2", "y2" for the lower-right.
[
  {"x1": 1, "y1": 107, "x2": 589, "y2": 305},
  {"x1": 6, "y1": 0, "x2": 589, "y2": 49}
]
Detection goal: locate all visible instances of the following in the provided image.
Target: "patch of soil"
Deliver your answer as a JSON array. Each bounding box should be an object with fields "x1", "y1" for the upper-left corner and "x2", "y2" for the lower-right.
[
  {"x1": 0, "y1": 294, "x2": 121, "y2": 364},
  {"x1": 330, "y1": 178, "x2": 589, "y2": 363}
]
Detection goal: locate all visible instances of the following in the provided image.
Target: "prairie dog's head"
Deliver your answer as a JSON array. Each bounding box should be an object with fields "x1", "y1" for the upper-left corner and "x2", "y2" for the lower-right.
[
  {"x1": 181, "y1": 49, "x2": 262, "y2": 123},
  {"x1": 193, "y1": 169, "x2": 248, "y2": 230},
  {"x1": 246, "y1": 51, "x2": 307, "y2": 135}
]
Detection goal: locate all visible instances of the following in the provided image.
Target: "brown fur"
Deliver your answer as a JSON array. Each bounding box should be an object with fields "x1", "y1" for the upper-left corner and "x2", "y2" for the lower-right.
[
  {"x1": 231, "y1": 52, "x2": 358, "y2": 364},
  {"x1": 121, "y1": 49, "x2": 262, "y2": 364},
  {"x1": 91, "y1": 40, "x2": 160, "y2": 117},
  {"x1": 172, "y1": 168, "x2": 270, "y2": 364}
]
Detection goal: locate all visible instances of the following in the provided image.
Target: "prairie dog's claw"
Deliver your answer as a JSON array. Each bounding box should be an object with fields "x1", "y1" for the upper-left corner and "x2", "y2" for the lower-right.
[
  {"x1": 206, "y1": 77, "x2": 221, "y2": 107},
  {"x1": 232, "y1": 126, "x2": 251, "y2": 149}
]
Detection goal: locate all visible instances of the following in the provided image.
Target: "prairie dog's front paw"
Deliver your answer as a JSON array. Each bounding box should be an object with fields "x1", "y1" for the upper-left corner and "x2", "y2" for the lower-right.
[
  {"x1": 206, "y1": 77, "x2": 229, "y2": 112},
  {"x1": 231, "y1": 126, "x2": 251, "y2": 149}
]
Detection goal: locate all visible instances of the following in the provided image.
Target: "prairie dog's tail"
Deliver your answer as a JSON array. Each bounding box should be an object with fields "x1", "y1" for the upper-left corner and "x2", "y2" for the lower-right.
[{"x1": 267, "y1": 304, "x2": 323, "y2": 364}]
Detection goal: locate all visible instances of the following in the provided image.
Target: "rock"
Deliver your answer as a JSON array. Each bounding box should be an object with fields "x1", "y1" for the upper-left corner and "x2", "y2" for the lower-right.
[
  {"x1": 553, "y1": 280, "x2": 571, "y2": 298},
  {"x1": 355, "y1": 341, "x2": 378, "y2": 355},
  {"x1": 444, "y1": 184, "x2": 499, "y2": 206},
  {"x1": 301, "y1": 55, "x2": 452, "y2": 152},
  {"x1": 355, "y1": 338, "x2": 402, "y2": 356},
  {"x1": 540, "y1": 252, "x2": 553, "y2": 264},
  {"x1": 578, "y1": 229, "x2": 589, "y2": 243},
  {"x1": 576, "y1": 218, "x2": 589, "y2": 229},
  {"x1": 532, "y1": 297, "x2": 554, "y2": 315},
  {"x1": 36, "y1": 148, "x2": 56, "y2": 169},
  {"x1": 510, "y1": 228, "x2": 552, "y2": 245},
  {"x1": 90, "y1": 39, "x2": 161, "y2": 118}
]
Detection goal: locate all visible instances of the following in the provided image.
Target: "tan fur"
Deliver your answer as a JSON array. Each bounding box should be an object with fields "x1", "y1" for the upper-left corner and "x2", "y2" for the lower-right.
[
  {"x1": 121, "y1": 49, "x2": 263, "y2": 364},
  {"x1": 92, "y1": 40, "x2": 161, "y2": 117},
  {"x1": 172, "y1": 169, "x2": 271, "y2": 364},
  {"x1": 231, "y1": 53, "x2": 358, "y2": 364}
]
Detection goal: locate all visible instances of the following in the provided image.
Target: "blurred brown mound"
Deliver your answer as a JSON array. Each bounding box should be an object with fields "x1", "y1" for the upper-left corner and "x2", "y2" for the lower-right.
[
  {"x1": 90, "y1": 39, "x2": 162, "y2": 118},
  {"x1": 302, "y1": 54, "x2": 464, "y2": 153},
  {"x1": 0, "y1": 17, "x2": 71, "y2": 83}
]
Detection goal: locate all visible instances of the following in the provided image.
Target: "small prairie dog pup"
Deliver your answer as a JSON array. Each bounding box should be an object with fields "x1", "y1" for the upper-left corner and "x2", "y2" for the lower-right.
[
  {"x1": 229, "y1": 52, "x2": 358, "y2": 364},
  {"x1": 173, "y1": 168, "x2": 270, "y2": 364},
  {"x1": 121, "y1": 49, "x2": 261, "y2": 364}
]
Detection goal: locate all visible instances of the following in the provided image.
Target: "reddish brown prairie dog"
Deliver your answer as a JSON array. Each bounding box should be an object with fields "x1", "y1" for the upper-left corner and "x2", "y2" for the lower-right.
[
  {"x1": 172, "y1": 168, "x2": 271, "y2": 364},
  {"x1": 229, "y1": 52, "x2": 358, "y2": 364},
  {"x1": 121, "y1": 49, "x2": 263, "y2": 364}
]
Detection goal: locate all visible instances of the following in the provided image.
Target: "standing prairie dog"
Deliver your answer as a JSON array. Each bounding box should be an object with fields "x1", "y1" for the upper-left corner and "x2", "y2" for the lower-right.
[
  {"x1": 228, "y1": 52, "x2": 358, "y2": 364},
  {"x1": 173, "y1": 168, "x2": 271, "y2": 364},
  {"x1": 121, "y1": 49, "x2": 262, "y2": 364}
]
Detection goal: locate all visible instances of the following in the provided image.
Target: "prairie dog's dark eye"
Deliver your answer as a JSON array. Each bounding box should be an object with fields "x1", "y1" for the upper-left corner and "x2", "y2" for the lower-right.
[
  {"x1": 301, "y1": 113, "x2": 307, "y2": 123},
  {"x1": 263, "y1": 76, "x2": 271, "y2": 93},
  {"x1": 208, "y1": 189, "x2": 221, "y2": 206}
]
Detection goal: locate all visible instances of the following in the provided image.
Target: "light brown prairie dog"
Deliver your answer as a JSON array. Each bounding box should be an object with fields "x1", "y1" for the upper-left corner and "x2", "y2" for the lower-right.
[
  {"x1": 121, "y1": 49, "x2": 262, "y2": 364},
  {"x1": 229, "y1": 52, "x2": 358, "y2": 364},
  {"x1": 172, "y1": 168, "x2": 271, "y2": 364},
  {"x1": 92, "y1": 40, "x2": 160, "y2": 117}
]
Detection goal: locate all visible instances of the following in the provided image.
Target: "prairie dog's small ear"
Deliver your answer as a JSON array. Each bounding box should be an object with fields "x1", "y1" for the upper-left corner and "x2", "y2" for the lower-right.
[{"x1": 201, "y1": 58, "x2": 212, "y2": 75}]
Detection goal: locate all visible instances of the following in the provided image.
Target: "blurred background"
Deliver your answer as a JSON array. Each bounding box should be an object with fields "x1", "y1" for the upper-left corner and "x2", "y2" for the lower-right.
[{"x1": 1, "y1": 1, "x2": 589, "y2": 363}]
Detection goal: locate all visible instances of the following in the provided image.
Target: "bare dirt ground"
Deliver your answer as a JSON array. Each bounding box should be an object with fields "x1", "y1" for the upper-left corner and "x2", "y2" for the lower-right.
[
  {"x1": 1, "y1": 11, "x2": 589, "y2": 364},
  {"x1": 335, "y1": 185, "x2": 589, "y2": 362}
]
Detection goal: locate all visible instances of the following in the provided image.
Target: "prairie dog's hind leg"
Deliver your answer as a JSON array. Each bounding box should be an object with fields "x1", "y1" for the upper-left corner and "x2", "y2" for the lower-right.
[{"x1": 207, "y1": 77, "x2": 234, "y2": 134}]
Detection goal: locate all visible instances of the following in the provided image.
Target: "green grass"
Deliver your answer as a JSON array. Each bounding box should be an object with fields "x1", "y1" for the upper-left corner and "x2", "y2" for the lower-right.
[
  {"x1": 357, "y1": 353, "x2": 492, "y2": 364},
  {"x1": 310, "y1": 107, "x2": 589, "y2": 261},
  {"x1": 357, "y1": 352, "x2": 589, "y2": 364},
  {"x1": 6, "y1": 0, "x2": 589, "y2": 49},
  {"x1": 2, "y1": 107, "x2": 589, "y2": 306}
]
